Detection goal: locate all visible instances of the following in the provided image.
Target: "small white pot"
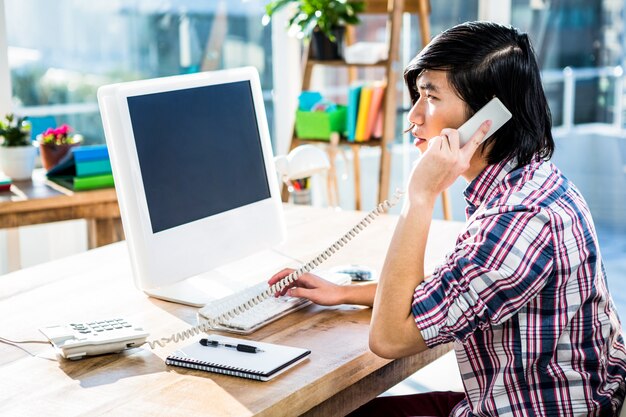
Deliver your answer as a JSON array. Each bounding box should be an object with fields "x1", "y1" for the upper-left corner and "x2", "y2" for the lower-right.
[{"x1": 0, "y1": 145, "x2": 37, "y2": 180}]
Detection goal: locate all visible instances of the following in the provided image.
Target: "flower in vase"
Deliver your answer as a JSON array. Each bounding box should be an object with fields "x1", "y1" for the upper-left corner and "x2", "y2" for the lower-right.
[{"x1": 38, "y1": 124, "x2": 83, "y2": 146}]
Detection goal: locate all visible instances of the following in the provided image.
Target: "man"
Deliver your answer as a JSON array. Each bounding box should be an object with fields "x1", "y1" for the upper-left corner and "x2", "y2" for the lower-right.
[{"x1": 271, "y1": 21, "x2": 626, "y2": 416}]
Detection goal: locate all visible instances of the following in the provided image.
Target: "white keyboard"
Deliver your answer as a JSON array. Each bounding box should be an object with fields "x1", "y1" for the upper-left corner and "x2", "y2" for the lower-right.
[
  {"x1": 198, "y1": 272, "x2": 351, "y2": 334},
  {"x1": 39, "y1": 318, "x2": 149, "y2": 360}
]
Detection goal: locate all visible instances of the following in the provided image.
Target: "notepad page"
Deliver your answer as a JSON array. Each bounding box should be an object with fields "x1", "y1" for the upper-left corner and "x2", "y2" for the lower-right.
[{"x1": 169, "y1": 335, "x2": 310, "y2": 376}]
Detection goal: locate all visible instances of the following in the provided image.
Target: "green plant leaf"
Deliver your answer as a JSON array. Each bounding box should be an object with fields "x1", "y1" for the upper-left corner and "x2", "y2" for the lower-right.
[
  {"x1": 263, "y1": 0, "x2": 364, "y2": 40},
  {"x1": 265, "y1": 0, "x2": 293, "y2": 16},
  {"x1": 0, "y1": 114, "x2": 30, "y2": 147}
]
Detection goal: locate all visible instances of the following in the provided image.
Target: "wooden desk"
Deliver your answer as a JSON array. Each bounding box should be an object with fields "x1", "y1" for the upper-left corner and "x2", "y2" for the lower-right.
[
  {"x1": 0, "y1": 205, "x2": 463, "y2": 417},
  {"x1": 0, "y1": 169, "x2": 122, "y2": 249}
]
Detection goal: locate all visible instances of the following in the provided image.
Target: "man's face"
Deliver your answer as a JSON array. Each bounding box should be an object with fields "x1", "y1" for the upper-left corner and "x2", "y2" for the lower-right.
[{"x1": 407, "y1": 70, "x2": 469, "y2": 153}]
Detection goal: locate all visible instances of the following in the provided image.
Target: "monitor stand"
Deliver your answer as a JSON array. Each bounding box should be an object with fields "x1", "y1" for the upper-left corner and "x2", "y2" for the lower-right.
[
  {"x1": 143, "y1": 273, "x2": 232, "y2": 307},
  {"x1": 143, "y1": 249, "x2": 299, "y2": 307}
]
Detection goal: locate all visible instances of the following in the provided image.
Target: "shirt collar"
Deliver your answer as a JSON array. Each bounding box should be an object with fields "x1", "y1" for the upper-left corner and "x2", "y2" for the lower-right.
[{"x1": 464, "y1": 158, "x2": 517, "y2": 213}]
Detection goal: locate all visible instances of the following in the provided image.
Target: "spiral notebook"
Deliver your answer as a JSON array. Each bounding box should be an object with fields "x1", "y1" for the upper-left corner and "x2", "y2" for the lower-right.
[{"x1": 165, "y1": 335, "x2": 311, "y2": 381}]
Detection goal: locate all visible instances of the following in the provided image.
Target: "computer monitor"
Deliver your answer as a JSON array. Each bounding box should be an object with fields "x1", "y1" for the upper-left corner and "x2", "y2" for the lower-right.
[{"x1": 97, "y1": 67, "x2": 286, "y2": 307}]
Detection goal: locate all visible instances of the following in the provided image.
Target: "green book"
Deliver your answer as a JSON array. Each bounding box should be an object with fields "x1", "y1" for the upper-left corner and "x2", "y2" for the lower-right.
[{"x1": 49, "y1": 173, "x2": 114, "y2": 191}]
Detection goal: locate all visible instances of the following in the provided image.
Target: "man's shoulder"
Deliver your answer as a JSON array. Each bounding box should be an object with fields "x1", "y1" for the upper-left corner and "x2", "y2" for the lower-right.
[{"x1": 486, "y1": 160, "x2": 567, "y2": 211}]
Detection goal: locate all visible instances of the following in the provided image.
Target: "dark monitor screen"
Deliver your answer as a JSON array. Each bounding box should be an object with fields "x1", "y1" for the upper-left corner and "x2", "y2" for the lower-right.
[{"x1": 127, "y1": 81, "x2": 271, "y2": 234}]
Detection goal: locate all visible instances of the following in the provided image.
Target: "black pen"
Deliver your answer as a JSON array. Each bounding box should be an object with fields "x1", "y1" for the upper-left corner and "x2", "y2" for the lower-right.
[{"x1": 199, "y1": 338, "x2": 264, "y2": 353}]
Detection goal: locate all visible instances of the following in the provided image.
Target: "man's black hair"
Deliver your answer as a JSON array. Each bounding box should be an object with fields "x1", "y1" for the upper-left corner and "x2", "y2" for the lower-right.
[{"x1": 404, "y1": 21, "x2": 554, "y2": 167}]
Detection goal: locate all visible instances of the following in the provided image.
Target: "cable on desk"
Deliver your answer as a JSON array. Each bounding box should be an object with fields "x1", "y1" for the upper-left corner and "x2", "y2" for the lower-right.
[
  {"x1": 0, "y1": 336, "x2": 55, "y2": 359},
  {"x1": 0, "y1": 336, "x2": 50, "y2": 345}
]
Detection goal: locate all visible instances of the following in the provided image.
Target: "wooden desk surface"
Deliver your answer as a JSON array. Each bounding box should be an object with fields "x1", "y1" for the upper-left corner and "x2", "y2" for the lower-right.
[
  {"x1": 0, "y1": 169, "x2": 122, "y2": 248},
  {"x1": 0, "y1": 205, "x2": 463, "y2": 417}
]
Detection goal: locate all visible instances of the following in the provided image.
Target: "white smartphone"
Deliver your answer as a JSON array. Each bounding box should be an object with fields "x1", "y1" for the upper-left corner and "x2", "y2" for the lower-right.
[{"x1": 457, "y1": 97, "x2": 512, "y2": 146}]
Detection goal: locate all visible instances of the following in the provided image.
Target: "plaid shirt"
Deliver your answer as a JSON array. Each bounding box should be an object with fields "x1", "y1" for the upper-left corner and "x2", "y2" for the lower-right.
[{"x1": 412, "y1": 158, "x2": 626, "y2": 417}]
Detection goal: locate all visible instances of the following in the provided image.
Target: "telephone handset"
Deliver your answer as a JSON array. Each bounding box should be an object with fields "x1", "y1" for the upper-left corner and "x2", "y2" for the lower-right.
[
  {"x1": 456, "y1": 97, "x2": 512, "y2": 146},
  {"x1": 146, "y1": 190, "x2": 405, "y2": 349}
]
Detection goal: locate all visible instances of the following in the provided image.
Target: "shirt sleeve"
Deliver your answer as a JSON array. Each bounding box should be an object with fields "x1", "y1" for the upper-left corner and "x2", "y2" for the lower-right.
[{"x1": 412, "y1": 207, "x2": 555, "y2": 347}]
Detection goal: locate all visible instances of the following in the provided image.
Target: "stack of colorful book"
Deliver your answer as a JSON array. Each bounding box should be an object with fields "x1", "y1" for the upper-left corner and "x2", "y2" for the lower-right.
[
  {"x1": 0, "y1": 174, "x2": 11, "y2": 191},
  {"x1": 347, "y1": 81, "x2": 386, "y2": 142},
  {"x1": 46, "y1": 144, "x2": 114, "y2": 191}
]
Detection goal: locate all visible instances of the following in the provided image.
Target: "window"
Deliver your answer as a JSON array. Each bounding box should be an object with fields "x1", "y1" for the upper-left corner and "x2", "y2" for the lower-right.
[
  {"x1": 6, "y1": 0, "x2": 274, "y2": 145},
  {"x1": 512, "y1": 0, "x2": 623, "y2": 125}
]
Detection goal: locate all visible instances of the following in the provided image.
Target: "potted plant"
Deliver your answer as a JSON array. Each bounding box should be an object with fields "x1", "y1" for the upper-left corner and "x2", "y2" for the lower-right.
[
  {"x1": 264, "y1": 0, "x2": 365, "y2": 60},
  {"x1": 37, "y1": 124, "x2": 83, "y2": 170},
  {"x1": 0, "y1": 114, "x2": 36, "y2": 180}
]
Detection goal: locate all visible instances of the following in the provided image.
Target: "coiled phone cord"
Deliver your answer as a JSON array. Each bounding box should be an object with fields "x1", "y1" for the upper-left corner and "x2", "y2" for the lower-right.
[{"x1": 146, "y1": 189, "x2": 404, "y2": 349}]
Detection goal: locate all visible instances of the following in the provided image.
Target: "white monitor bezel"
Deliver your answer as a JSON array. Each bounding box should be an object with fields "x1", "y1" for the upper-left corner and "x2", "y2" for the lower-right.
[{"x1": 97, "y1": 67, "x2": 286, "y2": 292}]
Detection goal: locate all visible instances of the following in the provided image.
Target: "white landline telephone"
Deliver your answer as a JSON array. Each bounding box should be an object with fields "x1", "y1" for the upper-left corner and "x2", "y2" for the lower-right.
[{"x1": 40, "y1": 97, "x2": 512, "y2": 359}]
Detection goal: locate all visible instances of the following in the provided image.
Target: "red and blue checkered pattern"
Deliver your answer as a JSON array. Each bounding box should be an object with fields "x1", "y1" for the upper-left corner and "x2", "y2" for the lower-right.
[{"x1": 412, "y1": 158, "x2": 626, "y2": 417}]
